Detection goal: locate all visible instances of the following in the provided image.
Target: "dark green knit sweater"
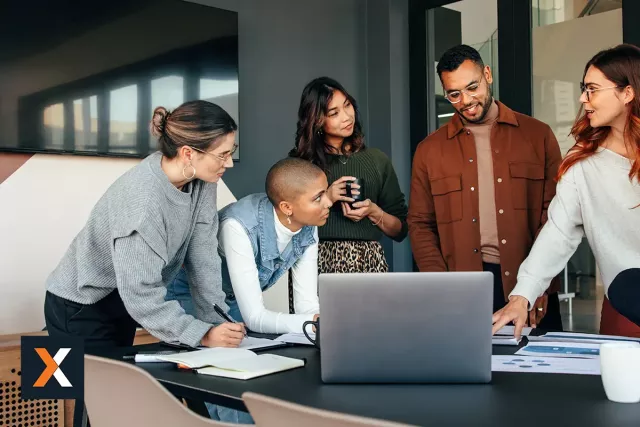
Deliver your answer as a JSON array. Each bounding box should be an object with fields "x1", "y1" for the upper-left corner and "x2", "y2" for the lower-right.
[{"x1": 321, "y1": 148, "x2": 408, "y2": 242}]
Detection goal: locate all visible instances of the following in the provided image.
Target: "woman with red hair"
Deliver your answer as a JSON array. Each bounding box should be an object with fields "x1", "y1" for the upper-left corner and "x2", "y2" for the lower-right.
[{"x1": 492, "y1": 44, "x2": 640, "y2": 338}]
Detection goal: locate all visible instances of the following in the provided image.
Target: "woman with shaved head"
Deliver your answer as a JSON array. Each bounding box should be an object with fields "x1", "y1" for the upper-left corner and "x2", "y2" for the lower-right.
[
  {"x1": 166, "y1": 157, "x2": 332, "y2": 423},
  {"x1": 167, "y1": 157, "x2": 331, "y2": 334}
]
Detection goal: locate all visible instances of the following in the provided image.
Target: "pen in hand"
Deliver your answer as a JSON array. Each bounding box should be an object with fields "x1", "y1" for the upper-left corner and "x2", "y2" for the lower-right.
[{"x1": 213, "y1": 303, "x2": 247, "y2": 337}]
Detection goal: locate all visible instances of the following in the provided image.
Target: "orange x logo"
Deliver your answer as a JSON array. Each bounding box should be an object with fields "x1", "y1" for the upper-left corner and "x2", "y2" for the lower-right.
[{"x1": 34, "y1": 348, "x2": 72, "y2": 388}]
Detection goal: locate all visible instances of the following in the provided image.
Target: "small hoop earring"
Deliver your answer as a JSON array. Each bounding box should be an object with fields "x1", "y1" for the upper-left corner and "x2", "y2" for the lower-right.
[
  {"x1": 286, "y1": 214, "x2": 292, "y2": 225},
  {"x1": 182, "y1": 163, "x2": 196, "y2": 180}
]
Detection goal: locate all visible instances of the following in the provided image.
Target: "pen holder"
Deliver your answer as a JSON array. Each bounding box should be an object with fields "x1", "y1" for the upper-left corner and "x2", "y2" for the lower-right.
[{"x1": 303, "y1": 319, "x2": 320, "y2": 349}]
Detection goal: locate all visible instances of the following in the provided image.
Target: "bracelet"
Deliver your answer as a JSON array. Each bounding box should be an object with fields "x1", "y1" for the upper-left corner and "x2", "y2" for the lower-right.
[{"x1": 371, "y1": 212, "x2": 384, "y2": 227}]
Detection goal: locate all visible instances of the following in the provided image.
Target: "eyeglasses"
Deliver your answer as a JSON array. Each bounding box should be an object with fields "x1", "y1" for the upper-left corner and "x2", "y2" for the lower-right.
[
  {"x1": 190, "y1": 144, "x2": 237, "y2": 162},
  {"x1": 444, "y1": 76, "x2": 484, "y2": 104},
  {"x1": 580, "y1": 82, "x2": 622, "y2": 101}
]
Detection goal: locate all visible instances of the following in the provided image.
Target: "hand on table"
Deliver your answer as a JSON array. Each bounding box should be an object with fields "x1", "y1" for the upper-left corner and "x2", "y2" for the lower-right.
[{"x1": 492, "y1": 296, "x2": 529, "y2": 339}]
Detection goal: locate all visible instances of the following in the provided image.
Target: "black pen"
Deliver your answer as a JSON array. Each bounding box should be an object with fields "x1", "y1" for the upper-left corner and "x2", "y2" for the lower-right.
[{"x1": 213, "y1": 303, "x2": 247, "y2": 336}]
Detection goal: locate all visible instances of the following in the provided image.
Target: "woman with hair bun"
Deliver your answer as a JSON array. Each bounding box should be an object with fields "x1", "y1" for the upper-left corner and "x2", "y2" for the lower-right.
[{"x1": 44, "y1": 100, "x2": 245, "y2": 350}]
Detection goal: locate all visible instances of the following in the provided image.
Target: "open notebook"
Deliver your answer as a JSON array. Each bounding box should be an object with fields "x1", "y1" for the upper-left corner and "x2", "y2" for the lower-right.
[{"x1": 157, "y1": 348, "x2": 305, "y2": 380}]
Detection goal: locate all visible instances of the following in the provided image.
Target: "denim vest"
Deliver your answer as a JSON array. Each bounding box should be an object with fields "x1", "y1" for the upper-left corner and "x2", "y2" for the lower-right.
[{"x1": 220, "y1": 193, "x2": 316, "y2": 322}]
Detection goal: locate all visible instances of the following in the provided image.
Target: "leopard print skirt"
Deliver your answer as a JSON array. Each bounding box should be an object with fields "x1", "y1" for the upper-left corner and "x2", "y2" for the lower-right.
[
  {"x1": 317, "y1": 240, "x2": 389, "y2": 274},
  {"x1": 288, "y1": 240, "x2": 388, "y2": 313}
]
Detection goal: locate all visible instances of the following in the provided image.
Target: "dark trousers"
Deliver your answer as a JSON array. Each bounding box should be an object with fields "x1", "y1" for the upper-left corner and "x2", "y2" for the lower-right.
[
  {"x1": 44, "y1": 290, "x2": 138, "y2": 426},
  {"x1": 483, "y1": 262, "x2": 563, "y2": 331},
  {"x1": 608, "y1": 268, "x2": 640, "y2": 328}
]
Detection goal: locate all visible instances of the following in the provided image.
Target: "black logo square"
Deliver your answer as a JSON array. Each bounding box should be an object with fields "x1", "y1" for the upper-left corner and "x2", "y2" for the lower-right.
[{"x1": 21, "y1": 336, "x2": 84, "y2": 400}]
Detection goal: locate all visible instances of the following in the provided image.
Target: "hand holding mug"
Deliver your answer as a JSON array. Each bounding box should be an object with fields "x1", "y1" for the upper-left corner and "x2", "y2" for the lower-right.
[{"x1": 327, "y1": 176, "x2": 359, "y2": 204}]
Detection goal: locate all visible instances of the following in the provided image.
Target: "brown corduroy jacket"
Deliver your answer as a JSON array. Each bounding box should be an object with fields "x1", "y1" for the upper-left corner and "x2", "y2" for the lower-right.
[{"x1": 408, "y1": 101, "x2": 562, "y2": 298}]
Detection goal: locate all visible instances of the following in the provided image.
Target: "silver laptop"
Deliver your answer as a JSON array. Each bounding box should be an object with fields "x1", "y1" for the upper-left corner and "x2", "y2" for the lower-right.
[{"x1": 318, "y1": 272, "x2": 493, "y2": 384}]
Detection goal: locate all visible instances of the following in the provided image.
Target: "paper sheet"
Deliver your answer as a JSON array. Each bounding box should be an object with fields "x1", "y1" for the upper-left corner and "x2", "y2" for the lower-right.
[
  {"x1": 492, "y1": 336, "x2": 522, "y2": 346},
  {"x1": 492, "y1": 355, "x2": 600, "y2": 375},
  {"x1": 495, "y1": 325, "x2": 532, "y2": 337},
  {"x1": 238, "y1": 336, "x2": 287, "y2": 351},
  {"x1": 163, "y1": 336, "x2": 286, "y2": 352},
  {"x1": 540, "y1": 332, "x2": 640, "y2": 344},
  {"x1": 276, "y1": 332, "x2": 315, "y2": 346},
  {"x1": 515, "y1": 341, "x2": 600, "y2": 359}
]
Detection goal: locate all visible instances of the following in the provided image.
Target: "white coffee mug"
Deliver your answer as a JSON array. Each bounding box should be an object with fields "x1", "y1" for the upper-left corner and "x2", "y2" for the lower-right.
[{"x1": 600, "y1": 341, "x2": 640, "y2": 403}]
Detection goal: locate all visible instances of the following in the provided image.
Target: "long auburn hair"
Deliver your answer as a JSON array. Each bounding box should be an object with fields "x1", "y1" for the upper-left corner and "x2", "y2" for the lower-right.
[
  {"x1": 557, "y1": 44, "x2": 640, "y2": 183},
  {"x1": 289, "y1": 77, "x2": 365, "y2": 171}
]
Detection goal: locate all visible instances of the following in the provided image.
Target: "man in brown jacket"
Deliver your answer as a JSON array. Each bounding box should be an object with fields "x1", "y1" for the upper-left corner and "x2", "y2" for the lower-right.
[{"x1": 408, "y1": 45, "x2": 563, "y2": 330}]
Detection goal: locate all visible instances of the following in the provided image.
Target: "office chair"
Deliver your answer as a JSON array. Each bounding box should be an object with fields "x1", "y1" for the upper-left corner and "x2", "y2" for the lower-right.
[
  {"x1": 84, "y1": 355, "x2": 247, "y2": 426},
  {"x1": 242, "y1": 392, "x2": 415, "y2": 427}
]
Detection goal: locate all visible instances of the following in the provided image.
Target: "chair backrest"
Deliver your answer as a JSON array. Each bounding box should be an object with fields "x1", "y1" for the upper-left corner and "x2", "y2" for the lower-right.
[
  {"x1": 84, "y1": 355, "x2": 241, "y2": 427},
  {"x1": 242, "y1": 392, "x2": 416, "y2": 427}
]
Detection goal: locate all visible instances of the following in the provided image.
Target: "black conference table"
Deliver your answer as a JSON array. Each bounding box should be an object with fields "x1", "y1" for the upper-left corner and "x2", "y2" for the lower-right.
[{"x1": 93, "y1": 336, "x2": 640, "y2": 427}]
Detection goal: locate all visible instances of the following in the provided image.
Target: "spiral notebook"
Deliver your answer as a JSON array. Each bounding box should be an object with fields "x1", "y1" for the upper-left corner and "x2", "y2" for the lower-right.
[{"x1": 157, "y1": 348, "x2": 305, "y2": 380}]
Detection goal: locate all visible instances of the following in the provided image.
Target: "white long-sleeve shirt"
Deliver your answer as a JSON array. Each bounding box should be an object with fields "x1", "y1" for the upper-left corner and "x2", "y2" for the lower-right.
[
  {"x1": 510, "y1": 148, "x2": 640, "y2": 307},
  {"x1": 219, "y1": 209, "x2": 319, "y2": 333}
]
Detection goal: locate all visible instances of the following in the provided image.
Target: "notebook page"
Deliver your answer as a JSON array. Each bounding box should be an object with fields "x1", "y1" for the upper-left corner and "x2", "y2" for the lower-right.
[{"x1": 196, "y1": 354, "x2": 304, "y2": 380}]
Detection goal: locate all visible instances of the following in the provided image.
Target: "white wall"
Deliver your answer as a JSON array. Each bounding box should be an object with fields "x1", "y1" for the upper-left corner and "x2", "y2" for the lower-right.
[
  {"x1": 0, "y1": 154, "x2": 252, "y2": 334},
  {"x1": 0, "y1": 155, "x2": 136, "y2": 333}
]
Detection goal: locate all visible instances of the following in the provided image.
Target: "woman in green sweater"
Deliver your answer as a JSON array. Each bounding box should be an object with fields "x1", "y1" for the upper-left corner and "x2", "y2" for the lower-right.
[{"x1": 289, "y1": 77, "x2": 408, "y2": 275}]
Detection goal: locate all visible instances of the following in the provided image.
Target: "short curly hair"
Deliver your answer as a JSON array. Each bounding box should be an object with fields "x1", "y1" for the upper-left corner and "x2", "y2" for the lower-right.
[{"x1": 436, "y1": 44, "x2": 484, "y2": 79}]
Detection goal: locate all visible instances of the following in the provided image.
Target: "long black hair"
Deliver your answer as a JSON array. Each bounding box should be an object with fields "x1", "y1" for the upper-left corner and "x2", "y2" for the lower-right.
[{"x1": 289, "y1": 77, "x2": 365, "y2": 171}]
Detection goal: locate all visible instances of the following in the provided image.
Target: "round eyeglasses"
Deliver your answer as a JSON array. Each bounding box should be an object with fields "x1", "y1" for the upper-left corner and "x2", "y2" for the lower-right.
[
  {"x1": 444, "y1": 84, "x2": 481, "y2": 104},
  {"x1": 580, "y1": 82, "x2": 622, "y2": 101},
  {"x1": 190, "y1": 144, "x2": 237, "y2": 162}
]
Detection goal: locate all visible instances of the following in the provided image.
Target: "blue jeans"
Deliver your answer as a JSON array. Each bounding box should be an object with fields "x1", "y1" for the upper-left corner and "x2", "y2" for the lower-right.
[
  {"x1": 207, "y1": 403, "x2": 254, "y2": 424},
  {"x1": 165, "y1": 269, "x2": 196, "y2": 316},
  {"x1": 165, "y1": 270, "x2": 253, "y2": 424},
  {"x1": 166, "y1": 268, "x2": 243, "y2": 321}
]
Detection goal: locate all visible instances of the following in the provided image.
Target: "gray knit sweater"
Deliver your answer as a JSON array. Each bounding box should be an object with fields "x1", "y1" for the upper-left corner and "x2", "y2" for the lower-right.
[{"x1": 46, "y1": 151, "x2": 227, "y2": 347}]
